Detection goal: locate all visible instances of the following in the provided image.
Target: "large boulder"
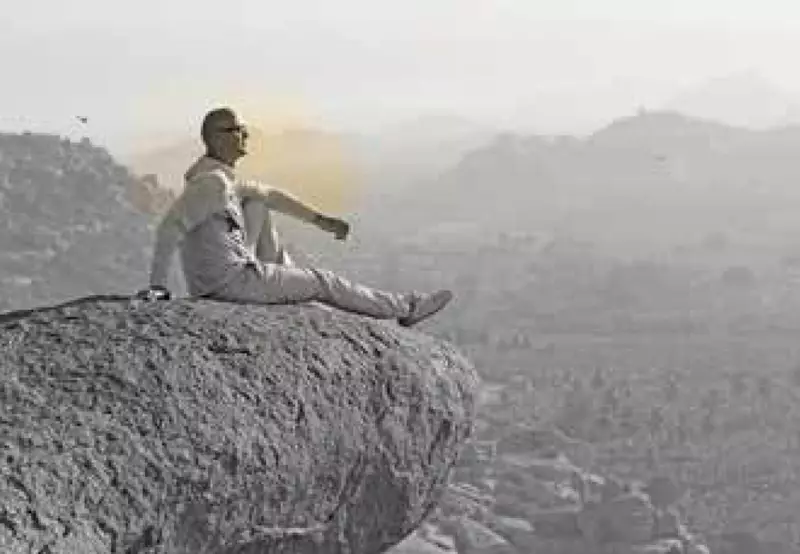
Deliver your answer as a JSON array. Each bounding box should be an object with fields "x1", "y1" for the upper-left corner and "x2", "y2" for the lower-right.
[{"x1": 0, "y1": 296, "x2": 478, "y2": 554}]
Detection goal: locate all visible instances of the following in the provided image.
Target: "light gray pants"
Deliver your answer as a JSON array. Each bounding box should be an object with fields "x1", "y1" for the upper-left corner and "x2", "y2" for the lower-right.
[{"x1": 214, "y1": 199, "x2": 414, "y2": 320}]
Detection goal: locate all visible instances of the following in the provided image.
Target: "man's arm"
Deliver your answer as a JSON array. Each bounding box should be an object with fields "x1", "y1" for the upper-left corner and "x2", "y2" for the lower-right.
[
  {"x1": 148, "y1": 213, "x2": 184, "y2": 289},
  {"x1": 238, "y1": 179, "x2": 322, "y2": 224},
  {"x1": 238, "y1": 179, "x2": 349, "y2": 239},
  {"x1": 148, "y1": 174, "x2": 229, "y2": 288}
]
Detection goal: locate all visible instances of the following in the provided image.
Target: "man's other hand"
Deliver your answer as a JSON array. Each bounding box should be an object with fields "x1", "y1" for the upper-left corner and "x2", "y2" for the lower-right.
[
  {"x1": 315, "y1": 214, "x2": 350, "y2": 240},
  {"x1": 135, "y1": 286, "x2": 172, "y2": 302}
]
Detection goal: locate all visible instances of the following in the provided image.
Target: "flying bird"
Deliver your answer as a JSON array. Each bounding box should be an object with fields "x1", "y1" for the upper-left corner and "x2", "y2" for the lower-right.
[{"x1": 76, "y1": 116, "x2": 89, "y2": 124}]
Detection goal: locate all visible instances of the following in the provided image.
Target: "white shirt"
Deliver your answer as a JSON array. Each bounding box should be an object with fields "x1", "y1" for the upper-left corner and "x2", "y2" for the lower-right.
[{"x1": 148, "y1": 155, "x2": 320, "y2": 296}]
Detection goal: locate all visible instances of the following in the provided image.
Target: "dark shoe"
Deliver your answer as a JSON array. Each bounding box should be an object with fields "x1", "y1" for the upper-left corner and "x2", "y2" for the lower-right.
[
  {"x1": 134, "y1": 286, "x2": 171, "y2": 302},
  {"x1": 398, "y1": 289, "x2": 453, "y2": 327}
]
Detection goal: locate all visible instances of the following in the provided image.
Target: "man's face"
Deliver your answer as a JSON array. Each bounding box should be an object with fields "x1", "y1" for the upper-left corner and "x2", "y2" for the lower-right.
[{"x1": 210, "y1": 114, "x2": 249, "y2": 161}]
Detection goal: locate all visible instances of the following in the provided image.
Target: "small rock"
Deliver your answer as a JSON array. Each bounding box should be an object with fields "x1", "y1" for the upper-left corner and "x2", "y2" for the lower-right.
[
  {"x1": 577, "y1": 490, "x2": 655, "y2": 544},
  {"x1": 528, "y1": 505, "x2": 582, "y2": 538},
  {"x1": 388, "y1": 532, "x2": 455, "y2": 554},
  {"x1": 439, "y1": 515, "x2": 516, "y2": 554}
]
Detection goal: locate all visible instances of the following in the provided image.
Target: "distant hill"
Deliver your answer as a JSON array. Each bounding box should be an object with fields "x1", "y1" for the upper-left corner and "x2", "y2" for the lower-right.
[
  {"x1": 663, "y1": 70, "x2": 800, "y2": 130},
  {"x1": 369, "y1": 110, "x2": 800, "y2": 254},
  {"x1": 0, "y1": 133, "x2": 182, "y2": 311}
]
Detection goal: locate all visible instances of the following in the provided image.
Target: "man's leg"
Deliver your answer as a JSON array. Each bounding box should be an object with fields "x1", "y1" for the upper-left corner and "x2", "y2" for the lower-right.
[
  {"x1": 242, "y1": 197, "x2": 336, "y2": 312},
  {"x1": 215, "y1": 263, "x2": 452, "y2": 324},
  {"x1": 241, "y1": 198, "x2": 293, "y2": 265}
]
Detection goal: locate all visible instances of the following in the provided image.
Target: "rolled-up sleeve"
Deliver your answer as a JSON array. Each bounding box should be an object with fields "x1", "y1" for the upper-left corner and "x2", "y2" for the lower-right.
[{"x1": 148, "y1": 174, "x2": 228, "y2": 287}]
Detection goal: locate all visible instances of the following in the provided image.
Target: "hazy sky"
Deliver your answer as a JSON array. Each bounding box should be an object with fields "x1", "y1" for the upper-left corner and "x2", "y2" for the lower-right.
[{"x1": 2, "y1": 0, "x2": 800, "y2": 155}]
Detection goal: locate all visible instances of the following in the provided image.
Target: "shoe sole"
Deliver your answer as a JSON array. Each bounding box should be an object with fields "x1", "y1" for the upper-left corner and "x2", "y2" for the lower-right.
[{"x1": 399, "y1": 290, "x2": 453, "y2": 327}]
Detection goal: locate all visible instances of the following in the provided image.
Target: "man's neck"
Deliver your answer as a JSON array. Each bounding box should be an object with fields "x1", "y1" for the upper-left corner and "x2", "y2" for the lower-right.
[{"x1": 205, "y1": 150, "x2": 236, "y2": 168}]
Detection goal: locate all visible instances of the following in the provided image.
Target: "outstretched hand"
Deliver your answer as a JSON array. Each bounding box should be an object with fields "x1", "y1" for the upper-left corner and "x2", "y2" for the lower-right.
[
  {"x1": 315, "y1": 214, "x2": 350, "y2": 241},
  {"x1": 135, "y1": 286, "x2": 172, "y2": 302}
]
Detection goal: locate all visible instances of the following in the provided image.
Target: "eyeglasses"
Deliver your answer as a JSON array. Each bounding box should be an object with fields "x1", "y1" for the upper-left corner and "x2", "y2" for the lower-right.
[{"x1": 216, "y1": 125, "x2": 249, "y2": 137}]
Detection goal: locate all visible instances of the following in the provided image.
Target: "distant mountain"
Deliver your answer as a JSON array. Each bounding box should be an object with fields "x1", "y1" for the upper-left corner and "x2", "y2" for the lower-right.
[
  {"x1": 0, "y1": 133, "x2": 181, "y2": 311},
  {"x1": 369, "y1": 110, "x2": 800, "y2": 253},
  {"x1": 663, "y1": 70, "x2": 800, "y2": 130}
]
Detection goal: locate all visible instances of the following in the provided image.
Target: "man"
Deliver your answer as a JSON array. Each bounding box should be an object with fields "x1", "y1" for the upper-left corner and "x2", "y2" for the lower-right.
[{"x1": 139, "y1": 107, "x2": 453, "y2": 326}]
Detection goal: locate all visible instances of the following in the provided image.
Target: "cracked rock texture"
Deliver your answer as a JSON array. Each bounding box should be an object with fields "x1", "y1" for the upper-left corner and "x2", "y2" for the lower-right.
[{"x1": 0, "y1": 295, "x2": 478, "y2": 554}]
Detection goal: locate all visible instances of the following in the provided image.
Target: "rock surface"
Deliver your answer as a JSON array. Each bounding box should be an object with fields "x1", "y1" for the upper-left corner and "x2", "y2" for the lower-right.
[{"x1": 0, "y1": 296, "x2": 478, "y2": 553}]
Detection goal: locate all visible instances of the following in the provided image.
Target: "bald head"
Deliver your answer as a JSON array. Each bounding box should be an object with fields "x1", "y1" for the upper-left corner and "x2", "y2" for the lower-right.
[
  {"x1": 201, "y1": 107, "x2": 238, "y2": 147},
  {"x1": 200, "y1": 107, "x2": 249, "y2": 165}
]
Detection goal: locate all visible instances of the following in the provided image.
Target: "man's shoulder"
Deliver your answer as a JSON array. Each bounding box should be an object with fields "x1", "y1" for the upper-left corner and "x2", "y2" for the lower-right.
[
  {"x1": 184, "y1": 169, "x2": 234, "y2": 196},
  {"x1": 167, "y1": 171, "x2": 234, "y2": 218},
  {"x1": 184, "y1": 156, "x2": 236, "y2": 188}
]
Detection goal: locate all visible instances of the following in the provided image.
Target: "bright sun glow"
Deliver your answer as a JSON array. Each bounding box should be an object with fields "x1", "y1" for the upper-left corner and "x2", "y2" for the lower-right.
[{"x1": 128, "y1": 84, "x2": 363, "y2": 217}]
